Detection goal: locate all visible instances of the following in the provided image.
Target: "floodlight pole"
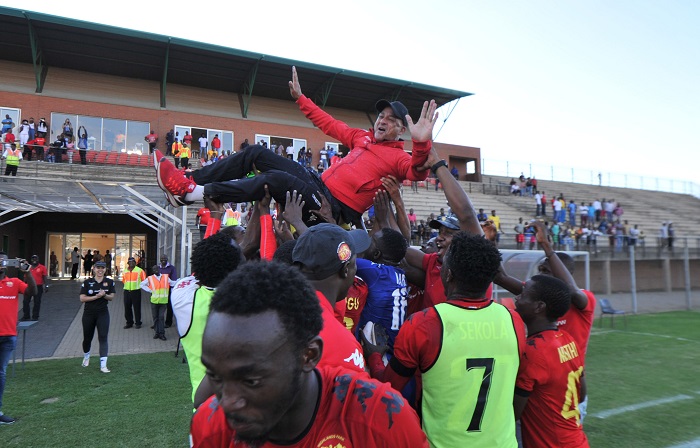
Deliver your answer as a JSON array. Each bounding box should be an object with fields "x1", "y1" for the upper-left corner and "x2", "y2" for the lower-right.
[
  {"x1": 629, "y1": 245, "x2": 638, "y2": 314},
  {"x1": 684, "y1": 241, "x2": 691, "y2": 310}
]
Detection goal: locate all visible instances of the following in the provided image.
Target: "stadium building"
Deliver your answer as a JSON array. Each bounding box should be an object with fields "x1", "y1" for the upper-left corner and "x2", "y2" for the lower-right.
[{"x1": 0, "y1": 6, "x2": 479, "y2": 275}]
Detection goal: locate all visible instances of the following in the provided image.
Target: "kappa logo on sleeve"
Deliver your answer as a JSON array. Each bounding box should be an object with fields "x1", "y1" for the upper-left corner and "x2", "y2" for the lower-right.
[{"x1": 343, "y1": 349, "x2": 365, "y2": 370}]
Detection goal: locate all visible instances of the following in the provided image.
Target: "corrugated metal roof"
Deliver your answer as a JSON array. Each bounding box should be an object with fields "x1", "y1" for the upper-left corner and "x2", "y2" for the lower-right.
[{"x1": 0, "y1": 6, "x2": 472, "y2": 118}]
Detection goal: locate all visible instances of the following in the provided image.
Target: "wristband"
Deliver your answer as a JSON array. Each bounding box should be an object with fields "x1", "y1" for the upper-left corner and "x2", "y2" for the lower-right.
[{"x1": 430, "y1": 159, "x2": 448, "y2": 174}]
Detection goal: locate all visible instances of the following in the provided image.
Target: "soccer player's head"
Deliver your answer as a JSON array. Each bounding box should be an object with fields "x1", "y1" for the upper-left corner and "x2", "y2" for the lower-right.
[
  {"x1": 516, "y1": 275, "x2": 572, "y2": 323},
  {"x1": 272, "y1": 239, "x2": 297, "y2": 265},
  {"x1": 202, "y1": 261, "x2": 323, "y2": 446},
  {"x1": 190, "y1": 232, "x2": 244, "y2": 287},
  {"x1": 366, "y1": 228, "x2": 408, "y2": 264},
  {"x1": 538, "y1": 252, "x2": 575, "y2": 276},
  {"x1": 292, "y1": 224, "x2": 371, "y2": 302},
  {"x1": 441, "y1": 232, "x2": 502, "y2": 297}
]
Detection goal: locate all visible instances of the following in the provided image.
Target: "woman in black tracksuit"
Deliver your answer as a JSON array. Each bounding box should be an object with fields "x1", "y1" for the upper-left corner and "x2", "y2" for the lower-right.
[{"x1": 79, "y1": 261, "x2": 115, "y2": 373}]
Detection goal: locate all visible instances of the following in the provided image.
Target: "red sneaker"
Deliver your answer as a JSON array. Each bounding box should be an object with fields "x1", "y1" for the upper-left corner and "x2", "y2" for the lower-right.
[{"x1": 155, "y1": 152, "x2": 196, "y2": 207}]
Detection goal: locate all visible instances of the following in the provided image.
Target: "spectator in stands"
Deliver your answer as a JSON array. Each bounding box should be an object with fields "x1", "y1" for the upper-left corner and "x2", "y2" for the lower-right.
[
  {"x1": 629, "y1": 224, "x2": 640, "y2": 246},
  {"x1": 580, "y1": 201, "x2": 589, "y2": 226},
  {"x1": 552, "y1": 195, "x2": 563, "y2": 223},
  {"x1": 510, "y1": 178, "x2": 520, "y2": 195},
  {"x1": 144, "y1": 130, "x2": 158, "y2": 154},
  {"x1": 667, "y1": 222, "x2": 675, "y2": 253},
  {"x1": 592, "y1": 199, "x2": 602, "y2": 221},
  {"x1": 568, "y1": 199, "x2": 577, "y2": 226},
  {"x1": 182, "y1": 131, "x2": 192, "y2": 148},
  {"x1": 37, "y1": 118, "x2": 48, "y2": 138},
  {"x1": 477, "y1": 208, "x2": 488, "y2": 222},
  {"x1": 514, "y1": 217, "x2": 525, "y2": 249},
  {"x1": 165, "y1": 129, "x2": 174, "y2": 156},
  {"x1": 18, "y1": 119, "x2": 30, "y2": 148},
  {"x1": 490, "y1": 210, "x2": 502, "y2": 244},
  {"x1": 450, "y1": 165, "x2": 458, "y2": 180},
  {"x1": 1, "y1": 114, "x2": 13, "y2": 134},
  {"x1": 534, "y1": 191, "x2": 543, "y2": 216},
  {"x1": 3, "y1": 128, "x2": 15, "y2": 152},
  {"x1": 61, "y1": 119, "x2": 74, "y2": 143},
  {"x1": 77, "y1": 126, "x2": 88, "y2": 165},
  {"x1": 211, "y1": 134, "x2": 221, "y2": 156},
  {"x1": 540, "y1": 191, "x2": 547, "y2": 217}
]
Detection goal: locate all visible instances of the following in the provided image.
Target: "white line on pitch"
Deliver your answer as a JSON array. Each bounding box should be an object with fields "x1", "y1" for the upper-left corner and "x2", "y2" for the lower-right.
[
  {"x1": 593, "y1": 394, "x2": 694, "y2": 419},
  {"x1": 665, "y1": 437, "x2": 700, "y2": 448},
  {"x1": 590, "y1": 329, "x2": 697, "y2": 342}
]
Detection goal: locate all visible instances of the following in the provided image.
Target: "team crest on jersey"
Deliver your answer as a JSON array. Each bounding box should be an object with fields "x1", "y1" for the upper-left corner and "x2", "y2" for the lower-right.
[
  {"x1": 337, "y1": 242, "x2": 351, "y2": 262},
  {"x1": 317, "y1": 434, "x2": 347, "y2": 448}
]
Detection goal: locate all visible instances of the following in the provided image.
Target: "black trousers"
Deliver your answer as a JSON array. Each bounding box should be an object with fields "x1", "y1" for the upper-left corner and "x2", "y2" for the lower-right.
[
  {"x1": 82, "y1": 310, "x2": 110, "y2": 357},
  {"x1": 165, "y1": 288, "x2": 174, "y2": 326},
  {"x1": 123, "y1": 289, "x2": 142, "y2": 326},
  {"x1": 22, "y1": 286, "x2": 43, "y2": 320},
  {"x1": 4, "y1": 165, "x2": 17, "y2": 176},
  {"x1": 71, "y1": 263, "x2": 79, "y2": 279},
  {"x1": 193, "y1": 145, "x2": 331, "y2": 225}
]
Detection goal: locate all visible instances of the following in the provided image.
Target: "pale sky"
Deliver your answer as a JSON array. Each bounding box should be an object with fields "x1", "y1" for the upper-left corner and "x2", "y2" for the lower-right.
[{"x1": 5, "y1": 0, "x2": 699, "y2": 189}]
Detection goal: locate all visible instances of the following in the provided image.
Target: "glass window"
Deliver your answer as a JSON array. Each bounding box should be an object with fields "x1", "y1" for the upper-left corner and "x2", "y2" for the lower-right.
[
  {"x1": 222, "y1": 131, "x2": 233, "y2": 155},
  {"x1": 126, "y1": 121, "x2": 149, "y2": 155},
  {"x1": 104, "y1": 119, "x2": 125, "y2": 152},
  {"x1": 50, "y1": 113, "x2": 78, "y2": 142},
  {"x1": 77, "y1": 116, "x2": 103, "y2": 150},
  {"x1": 1, "y1": 107, "x2": 20, "y2": 135}
]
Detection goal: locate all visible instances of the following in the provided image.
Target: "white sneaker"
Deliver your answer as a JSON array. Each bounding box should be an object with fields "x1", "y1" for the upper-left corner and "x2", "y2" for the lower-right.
[
  {"x1": 100, "y1": 366, "x2": 110, "y2": 373},
  {"x1": 82, "y1": 357, "x2": 89, "y2": 367}
]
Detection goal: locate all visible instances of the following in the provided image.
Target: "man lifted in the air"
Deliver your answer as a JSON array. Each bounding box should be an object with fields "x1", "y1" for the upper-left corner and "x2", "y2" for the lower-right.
[{"x1": 154, "y1": 66, "x2": 438, "y2": 227}]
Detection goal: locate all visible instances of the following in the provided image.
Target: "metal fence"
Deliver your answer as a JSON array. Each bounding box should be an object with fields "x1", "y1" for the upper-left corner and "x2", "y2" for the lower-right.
[{"x1": 482, "y1": 158, "x2": 700, "y2": 198}]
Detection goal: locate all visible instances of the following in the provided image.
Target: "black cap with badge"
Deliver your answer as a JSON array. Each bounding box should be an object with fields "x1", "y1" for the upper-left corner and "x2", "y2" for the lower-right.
[
  {"x1": 375, "y1": 100, "x2": 409, "y2": 127},
  {"x1": 292, "y1": 223, "x2": 371, "y2": 280},
  {"x1": 429, "y1": 214, "x2": 460, "y2": 231}
]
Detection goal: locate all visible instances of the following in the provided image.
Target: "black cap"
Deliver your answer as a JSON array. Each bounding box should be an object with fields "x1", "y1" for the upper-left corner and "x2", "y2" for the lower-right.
[
  {"x1": 375, "y1": 100, "x2": 409, "y2": 127},
  {"x1": 128, "y1": 257, "x2": 136, "y2": 262},
  {"x1": 94, "y1": 261, "x2": 106, "y2": 268},
  {"x1": 292, "y1": 224, "x2": 371, "y2": 280},
  {"x1": 31, "y1": 255, "x2": 39, "y2": 259},
  {"x1": 429, "y1": 214, "x2": 460, "y2": 230}
]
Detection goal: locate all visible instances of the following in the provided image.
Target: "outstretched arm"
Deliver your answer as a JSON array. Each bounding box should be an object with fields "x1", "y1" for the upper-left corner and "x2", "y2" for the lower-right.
[
  {"x1": 382, "y1": 175, "x2": 411, "y2": 241},
  {"x1": 532, "y1": 221, "x2": 588, "y2": 309},
  {"x1": 419, "y1": 146, "x2": 483, "y2": 236}
]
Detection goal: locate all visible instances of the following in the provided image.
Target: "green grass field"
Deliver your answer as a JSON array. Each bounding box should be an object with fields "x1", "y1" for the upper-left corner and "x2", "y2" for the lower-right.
[
  {"x1": 0, "y1": 311, "x2": 698, "y2": 447},
  {"x1": 0, "y1": 351, "x2": 192, "y2": 447},
  {"x1": 585, "y1": 311, "x2": 700, "y2": 448}
]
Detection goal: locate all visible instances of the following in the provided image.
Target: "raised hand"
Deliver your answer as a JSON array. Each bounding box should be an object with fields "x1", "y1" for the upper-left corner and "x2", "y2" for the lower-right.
[
  {"x1": 406, "y1": 99, "x2": 438, "y2": 142},
  {"x1": 309, "y1": 191, "x2": 336, "y2": 224},
  {"x1": 381, "y1": 175, "x2": 402, "y2": 201},
  {"x1": 282, "y1": 190, "x2": 305, "y2": 226},
  {"x1": 288, "y1": 66, "x2": 303, "y2": 100}
]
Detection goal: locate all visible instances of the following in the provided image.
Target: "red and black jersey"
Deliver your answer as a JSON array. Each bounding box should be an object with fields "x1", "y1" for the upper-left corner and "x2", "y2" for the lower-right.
[
  {"x1": 190, "y1": 365, "x2": 428, "y2": 447},
  {"x1": 316, "y1": 291, "x2": 366, "y2": 374},
  {"x1": 515, "y1": 329, "x2": 589, "y2": 448},
  {"x1": 557, "y1": 290, "x2": 596, "y2": 359}
]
